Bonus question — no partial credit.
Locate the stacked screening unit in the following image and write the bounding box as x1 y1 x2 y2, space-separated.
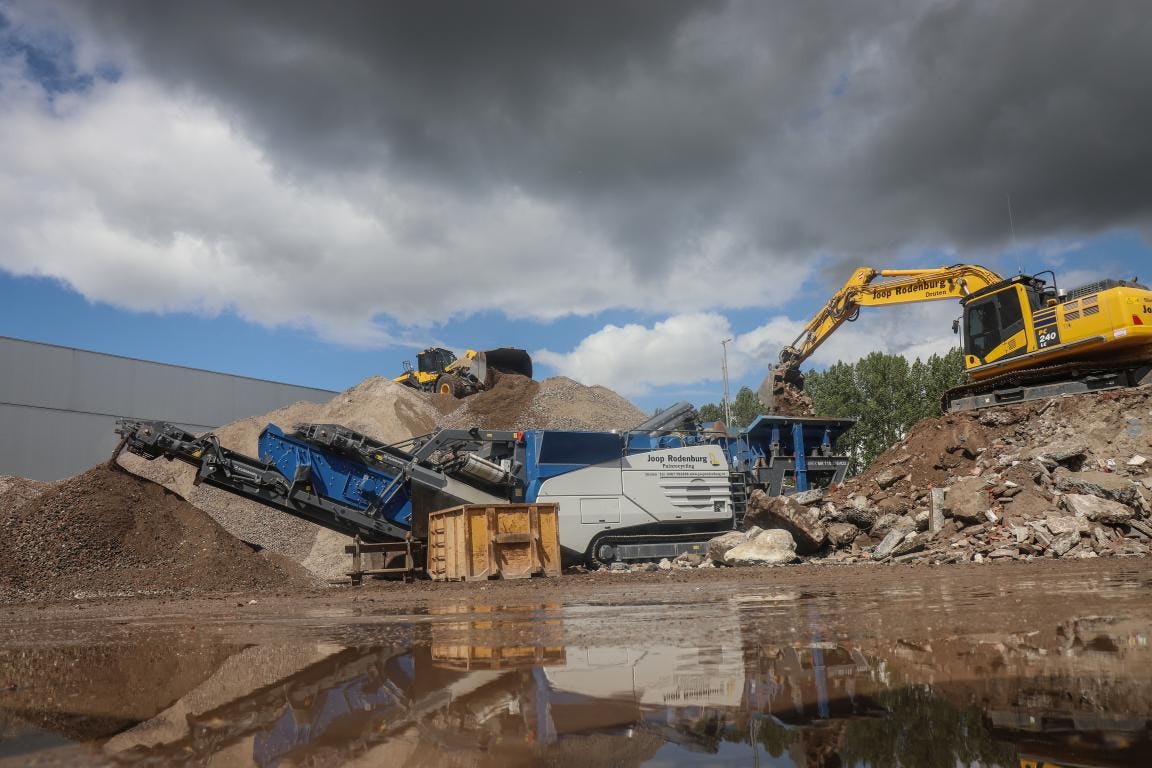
116 404 853 569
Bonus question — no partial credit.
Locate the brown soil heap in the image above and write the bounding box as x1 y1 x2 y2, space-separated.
0 465 316 601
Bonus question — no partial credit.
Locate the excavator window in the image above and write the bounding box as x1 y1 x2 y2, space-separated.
965 287 1026 361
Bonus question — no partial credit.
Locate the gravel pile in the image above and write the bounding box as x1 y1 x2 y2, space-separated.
0 465 317 602
438 374 647 432
524 377 648 431
0 475 50 513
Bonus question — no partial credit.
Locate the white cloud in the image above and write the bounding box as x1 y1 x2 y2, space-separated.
537 301 965 396
0 57 814 345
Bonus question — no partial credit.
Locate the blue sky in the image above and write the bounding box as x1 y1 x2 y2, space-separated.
2 2 1151 412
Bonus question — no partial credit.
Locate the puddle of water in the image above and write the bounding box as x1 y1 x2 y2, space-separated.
1 612 1150 766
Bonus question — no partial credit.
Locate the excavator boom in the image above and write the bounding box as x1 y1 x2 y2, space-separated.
760 265 1002 408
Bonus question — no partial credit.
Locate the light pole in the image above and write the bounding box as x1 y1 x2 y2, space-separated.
721 337 733 426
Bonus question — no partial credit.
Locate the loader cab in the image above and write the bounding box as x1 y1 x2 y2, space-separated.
960 276 1048 366
417 347 457 375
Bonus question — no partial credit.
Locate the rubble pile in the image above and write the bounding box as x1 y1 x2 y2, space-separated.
737 386 1152 567
0 465 317 601
766 379 817 417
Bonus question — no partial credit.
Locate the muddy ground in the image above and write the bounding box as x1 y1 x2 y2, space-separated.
2 559 1152 768
3 559 1151 766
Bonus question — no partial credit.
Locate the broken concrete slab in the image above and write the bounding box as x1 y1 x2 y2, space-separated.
929 488 947 533
724 528 798 566
706 531 746 563
1054 471 1145 507
873 528 907 561
788 488 825 506
827 522 860 548
1044 516 1081 536
1050 531 1081 557
744 491 827 553
1061 493 1135 525
946 477 992 524
873 468 904 490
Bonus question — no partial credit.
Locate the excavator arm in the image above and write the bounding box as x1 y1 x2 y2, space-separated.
761 264 1004 408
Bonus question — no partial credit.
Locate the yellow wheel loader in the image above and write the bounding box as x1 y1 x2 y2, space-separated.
394 347 533 398
761 265 1152 412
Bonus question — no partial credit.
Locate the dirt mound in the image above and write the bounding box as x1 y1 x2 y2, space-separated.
770 385 1152 566
0 465 317 602
0 476 50 513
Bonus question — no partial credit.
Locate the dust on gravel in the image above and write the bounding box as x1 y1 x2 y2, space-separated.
0 464 318 602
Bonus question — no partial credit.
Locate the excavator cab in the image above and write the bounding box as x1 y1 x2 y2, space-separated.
959 276 1048 367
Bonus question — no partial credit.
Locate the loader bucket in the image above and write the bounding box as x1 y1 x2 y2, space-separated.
475 348 533 385
757 364 805 413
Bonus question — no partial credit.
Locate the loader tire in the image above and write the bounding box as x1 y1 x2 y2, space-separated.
437 375 467 398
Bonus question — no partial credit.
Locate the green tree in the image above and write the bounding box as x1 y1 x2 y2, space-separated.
805 348 965 474
731 386 767 428
697 402 724 424
696 386 767 429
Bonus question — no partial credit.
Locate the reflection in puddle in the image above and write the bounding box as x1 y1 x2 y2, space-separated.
1 609 1151 767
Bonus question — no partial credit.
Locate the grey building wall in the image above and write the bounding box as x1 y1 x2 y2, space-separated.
0 336 336 482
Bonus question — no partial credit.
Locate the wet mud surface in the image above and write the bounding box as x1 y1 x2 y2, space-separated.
2 558 1152 766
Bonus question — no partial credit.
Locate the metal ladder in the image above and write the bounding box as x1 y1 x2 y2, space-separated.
729 472 749 527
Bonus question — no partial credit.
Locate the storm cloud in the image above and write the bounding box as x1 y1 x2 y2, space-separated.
3 0 1152 339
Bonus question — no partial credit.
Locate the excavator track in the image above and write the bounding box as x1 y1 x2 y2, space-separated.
944 357 1152 412
588 529 729 568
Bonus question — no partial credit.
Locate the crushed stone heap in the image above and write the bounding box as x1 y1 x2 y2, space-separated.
739 386 1152 566
0 465 317 602
0 475 50 513
442 374 647 431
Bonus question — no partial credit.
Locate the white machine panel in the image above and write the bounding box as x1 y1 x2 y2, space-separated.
536 445 732 557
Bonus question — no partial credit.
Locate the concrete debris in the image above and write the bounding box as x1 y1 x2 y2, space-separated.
827 522 860 547
788 488 825 506
744 490 827 553
724 529 798 566
806 386 1152 567
872 468 904 490
1061 494 1135 525
872 528 907 561
706 531 747 563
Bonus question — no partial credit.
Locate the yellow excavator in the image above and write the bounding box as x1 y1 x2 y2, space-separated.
761 264 1152 412
394 347 533 397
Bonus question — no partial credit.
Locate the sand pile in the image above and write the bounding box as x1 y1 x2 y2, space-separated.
740 385 1152 566
0 465 316 602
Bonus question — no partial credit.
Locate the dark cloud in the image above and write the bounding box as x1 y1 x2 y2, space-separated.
51 0 1152 263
